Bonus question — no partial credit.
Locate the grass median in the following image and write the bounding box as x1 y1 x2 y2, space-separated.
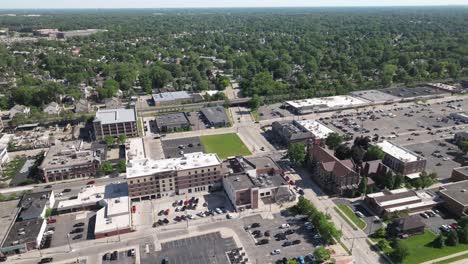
336 204 366 230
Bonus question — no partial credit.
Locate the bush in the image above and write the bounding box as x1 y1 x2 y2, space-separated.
447 231 459 246
433 235 445 248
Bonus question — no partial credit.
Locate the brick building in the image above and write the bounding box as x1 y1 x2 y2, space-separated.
93 107 138 139
376 140 426 178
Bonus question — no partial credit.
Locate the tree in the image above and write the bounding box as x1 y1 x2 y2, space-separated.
287 260 298 264
433 234 445 248
358 177 368 195
250 95 262 111
326 133 343 150
377 239 391 251
364 145 385 161
104 136 114 147
334 144 351 160
393 173 405 189
101 162 113 175
117 135 127 145
447 231 459 246
458 225 468 244
314 246 331 262
457 141 468 154
350 145 365 165
116 160 127 173
390 240 410 263
288 143 306 166
374 227 386 238
384 174 395 190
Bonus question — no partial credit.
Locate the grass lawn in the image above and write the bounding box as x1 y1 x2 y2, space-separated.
336 204 366 230
401 230 468 264
251 110 260 122
435 252 468 264
200 133 251 159
2 157 27 180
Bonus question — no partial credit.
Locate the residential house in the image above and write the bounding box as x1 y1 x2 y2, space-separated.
43 102 61 115
387 215 425 238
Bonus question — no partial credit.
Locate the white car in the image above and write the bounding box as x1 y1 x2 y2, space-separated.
355 211 365 218
55 193 63 197
215 208 222 214
197 212 205 217
280 224 290 229
45 230 54 235
271 249 281 255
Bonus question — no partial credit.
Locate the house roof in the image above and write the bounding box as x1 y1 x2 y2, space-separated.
310 145 356 178
394 215 425 231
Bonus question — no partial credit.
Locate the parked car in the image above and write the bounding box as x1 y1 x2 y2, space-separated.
251 223 261 228
355 211 365 218
282 241 292 247
74 222 85 227
292 239 301 245
271 249 281 255
72 234 82 240
40 258 53 263
257 239 269 245
285 229 295 235
297 256 305 264
280 223 290 229
128 248 136 257
87 180 96 185
420 212 429 219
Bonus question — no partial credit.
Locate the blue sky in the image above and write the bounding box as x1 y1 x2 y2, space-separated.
2 0 467 9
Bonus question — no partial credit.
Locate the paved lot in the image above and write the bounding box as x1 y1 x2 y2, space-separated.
406 140 465 181
143 137 165 160
161 136 204 158
415 212 456 235
102 249 137 264
48 211 95 248
257 103 293 121
240 212 319 263
186 111 209 131
333 199 383 235
141 232 238 264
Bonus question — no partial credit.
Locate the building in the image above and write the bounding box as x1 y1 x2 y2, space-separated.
308 143 361 196
449 112 468 123
104 97 122 109
56 183 131 239
428 83 461 94
32 28 59 37
155 112 190 133
437 180 468 217
74 98 91 113
295 120 335 145
8 105 30 118
38 140 104 183
0 200 21 254
271 121 312 146
43 102 61 115
201 106 230 128
152 91 194 106
365 188 440 216
0 144 9 169
450 166 468 182
223 156 291 211
454 131 468 144
387 215 426 238
93 107 138 139
284 95 369 114
376 140 426 178
126 152 224 201
56 29 107 39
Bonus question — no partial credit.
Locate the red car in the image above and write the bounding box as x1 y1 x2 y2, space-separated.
165 209 170 215
47 218 56 224
289 180 295 185
184 200 190 206
450 223 458 229
87 180 96 185
132 205 136 213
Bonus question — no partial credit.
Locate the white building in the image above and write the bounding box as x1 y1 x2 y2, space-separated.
284 95 369 114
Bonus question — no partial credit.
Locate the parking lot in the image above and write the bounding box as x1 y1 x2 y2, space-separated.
131 191 235 230
46 211 95 248
257 103 293 121
240 212 320 263
102 248 137 264
186 111 210 131
161 136 204 158
141 232 238 264
406 140 465 181
333 199 383 235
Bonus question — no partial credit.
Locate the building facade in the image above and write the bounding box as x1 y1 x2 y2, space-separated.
376 140 426 177
126 152 224 201
437 180 468 217
93 107 138 139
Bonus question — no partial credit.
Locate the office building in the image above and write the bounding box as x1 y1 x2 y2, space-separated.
201 106 230 127
152 91 194 106
93 107 138 139
155 112 190 133
437 180 468 217
376 140 426 178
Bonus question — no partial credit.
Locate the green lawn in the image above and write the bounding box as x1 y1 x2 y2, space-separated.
2 157 27 180
200 133 251 159
401 230 468 264
336 204 366 230
435 252 468 264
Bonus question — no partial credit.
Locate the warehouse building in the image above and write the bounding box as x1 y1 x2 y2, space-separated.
152 91 194 106
155 112 190 133
283 95 369 114
201 106 230 128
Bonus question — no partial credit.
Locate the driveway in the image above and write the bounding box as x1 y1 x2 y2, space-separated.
333 198 383 235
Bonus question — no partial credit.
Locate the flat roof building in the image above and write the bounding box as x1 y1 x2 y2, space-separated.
126 152 224 200
152 91 193 106
201 106 230 128
376 140 426 178
271 121 312 146
38 140 103 183
350 90 401 103
93 107 138 139
284 95 369 114
437 180 468 217
295 120 335 144
155 112 190 133
0 200 21 251
451 166 468 182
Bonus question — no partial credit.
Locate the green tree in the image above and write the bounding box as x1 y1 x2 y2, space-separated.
250 95 263 111
377 239 391 251
433 234 445 248
457 141 468 154
334 144 351 160
325 133 343 150
287 260 298 264
358 176 368 195
458 225 468 244
447 231 459 246
101 162 113 175
393 174 405 189
104 136 114 147
390 240 410 263
314 246 331 262
374 227 386 238
118 135 127 145
364 145 385 161
288 143 306 166
116 160 127 173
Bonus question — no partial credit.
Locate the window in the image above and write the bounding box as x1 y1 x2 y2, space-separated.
214 168 217 171
144 179 146 182
201 170 204 173
130 181 133 184
208 169 210 172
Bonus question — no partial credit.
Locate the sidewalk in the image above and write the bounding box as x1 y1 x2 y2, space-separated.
421 249 468 264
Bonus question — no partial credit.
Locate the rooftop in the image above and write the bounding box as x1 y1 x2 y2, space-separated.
285 95 368 110
126 137 146 161
155 112 190 127
152 91 192 103
438 180 468 205
272 121 312 141
381 86 445 98
350 90 400 102
367 188 439 212
295 120 334 139
39 140 102 171
376 140 421 163
224 173 256 190
18 191 52 221
2 218 44 249
0 200 20 246
126 152 222 179
201 106 229 124
57 183 128 211
94 107 136 125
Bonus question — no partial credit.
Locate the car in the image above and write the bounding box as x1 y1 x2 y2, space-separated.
297 256 305 264
74 222 85 227
47 218 56 224
355 211 365 218
165 209 170 215
163 218 169 224
257 239 269 245
297 189 305 195
252 230 261 235
280 223 290 229
254 233 263 238
45 230 54 235
70 228 84 234
158 210 165 216
161 257 169 264
426 211 435 217
420 212 429 219
271 249 281 255
226 214 233 219
282 241 292 247
110 251 118 261
72 234 82 240
47 227 55 231
450 223 458 229
63 188 71 193
103 253 111 261
292 239 301 245
128 248 136 257
215 208 222 214
251 223 261 228
285 229 295 235
40 258 53 263
305 254 316 262
87 180 96 185
264 230 271 237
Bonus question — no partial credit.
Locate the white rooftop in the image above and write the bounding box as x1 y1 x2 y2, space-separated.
286 95 368 109
126 138 146 161
152 91 192 103
95 108 136 125
94 196 130 235
376 140 419 162
296 120 334 139
126 152 222 179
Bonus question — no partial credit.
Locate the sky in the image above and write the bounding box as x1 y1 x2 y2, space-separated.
1 0 467 9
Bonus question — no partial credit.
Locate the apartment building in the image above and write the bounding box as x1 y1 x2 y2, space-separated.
126 152 224 201
376 140 426 178
38 140 104 183
93 107 138 139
